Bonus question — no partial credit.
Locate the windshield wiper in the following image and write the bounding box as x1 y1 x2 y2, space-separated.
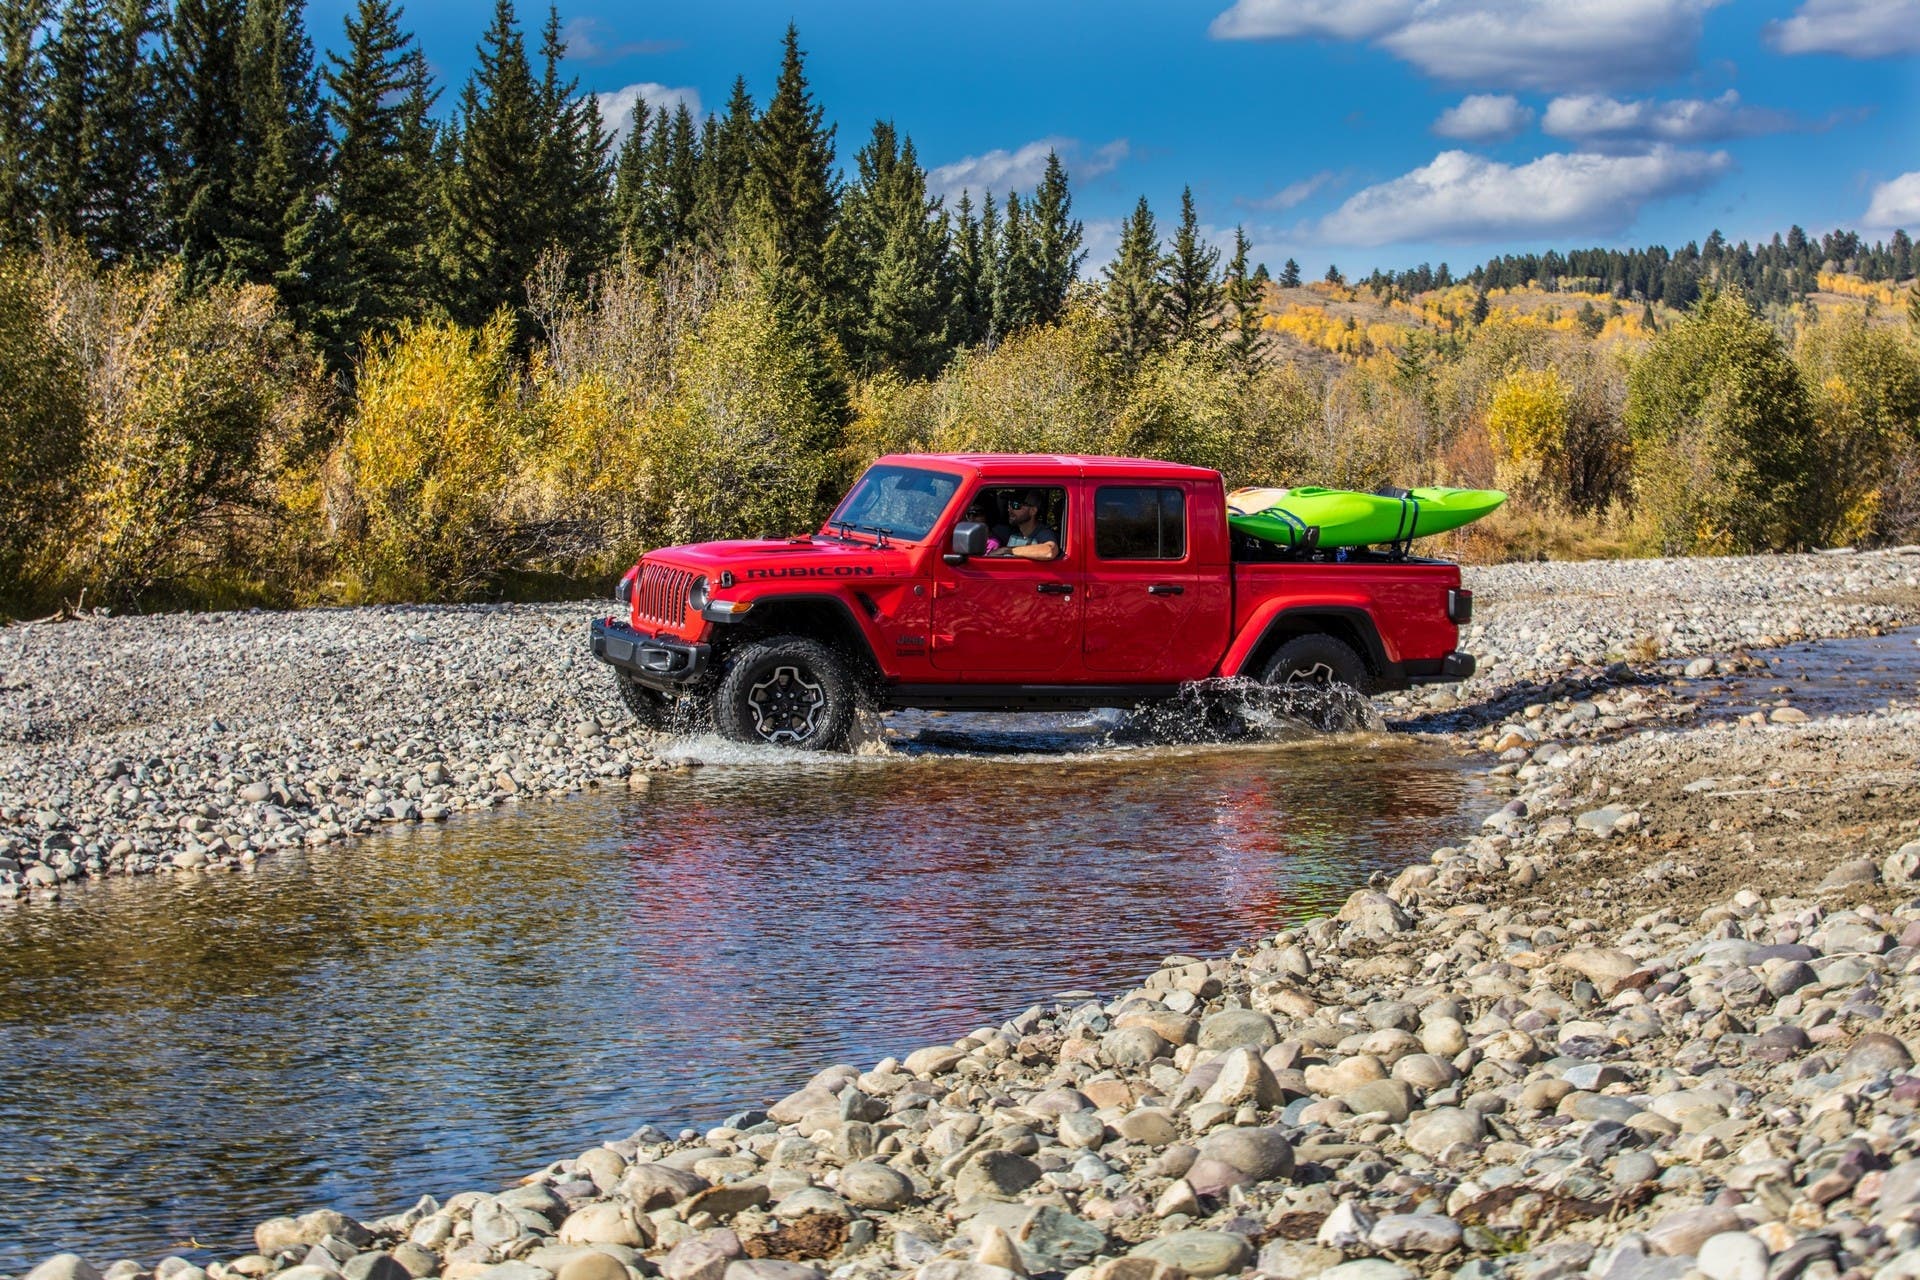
850 522 894 547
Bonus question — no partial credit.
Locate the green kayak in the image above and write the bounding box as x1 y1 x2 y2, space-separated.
1228 485 1506 548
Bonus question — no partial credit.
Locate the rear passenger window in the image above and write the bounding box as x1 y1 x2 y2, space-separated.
1096 486 1186 560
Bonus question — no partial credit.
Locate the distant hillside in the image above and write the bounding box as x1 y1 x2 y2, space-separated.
1256 225 1918 371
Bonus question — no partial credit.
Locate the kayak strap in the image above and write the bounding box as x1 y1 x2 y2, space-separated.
1254 505 1310 548
1389 495 1420 557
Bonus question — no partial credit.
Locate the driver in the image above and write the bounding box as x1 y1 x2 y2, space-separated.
999 489 1060 560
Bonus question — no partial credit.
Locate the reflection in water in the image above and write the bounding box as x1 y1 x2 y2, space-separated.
0 731 1478 1272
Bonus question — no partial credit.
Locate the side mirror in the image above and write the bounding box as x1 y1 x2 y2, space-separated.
945 520 989 564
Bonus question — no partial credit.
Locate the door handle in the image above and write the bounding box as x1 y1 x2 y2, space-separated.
1036 582 1074 595
1147 584 1185 596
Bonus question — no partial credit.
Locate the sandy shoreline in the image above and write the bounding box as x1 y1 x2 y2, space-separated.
8 549 1920 1280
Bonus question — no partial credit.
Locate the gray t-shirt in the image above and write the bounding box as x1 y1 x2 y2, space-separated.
1008 524 1058 549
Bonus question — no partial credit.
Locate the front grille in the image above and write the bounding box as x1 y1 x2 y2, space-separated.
635 562 694 629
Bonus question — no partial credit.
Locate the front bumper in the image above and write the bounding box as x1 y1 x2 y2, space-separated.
590 617 710 691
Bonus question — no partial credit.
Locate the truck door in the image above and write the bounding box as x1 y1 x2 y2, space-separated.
929 482 1083 677
1083 483 1213 678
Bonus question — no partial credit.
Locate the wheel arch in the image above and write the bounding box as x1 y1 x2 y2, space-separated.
1235 606 1396 693
722 592 884 686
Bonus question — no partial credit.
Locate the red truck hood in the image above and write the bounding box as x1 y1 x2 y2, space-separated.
647 536 913 583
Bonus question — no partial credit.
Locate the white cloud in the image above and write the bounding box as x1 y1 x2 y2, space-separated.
562 17 675 65
1209 0 1417 40
594 83 702 147
1244 171 1341 210
1865 171 1920 228
1433 94 1534 141
1768 0 1920 57
1080 218 1125 274
1316 145 1732 245
927 137 1129 202
1541 90 1797 148
1210 0 1722 91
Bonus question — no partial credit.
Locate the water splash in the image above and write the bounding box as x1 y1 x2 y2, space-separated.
1115 677 1385 744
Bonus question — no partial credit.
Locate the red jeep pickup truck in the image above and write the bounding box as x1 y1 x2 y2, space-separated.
590 454 1475 748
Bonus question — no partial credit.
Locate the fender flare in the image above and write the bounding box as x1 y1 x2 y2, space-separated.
1226 604 1399 686
722 591 888 681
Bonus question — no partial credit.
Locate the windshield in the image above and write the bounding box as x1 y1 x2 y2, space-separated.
828 464 963 543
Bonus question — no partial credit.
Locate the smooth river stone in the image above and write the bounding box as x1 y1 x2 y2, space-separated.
1404 1108 1486 1157
1114 1109 1178 1146
841 1161 915 1209
1199 1126 1295 1181
24 1257 104 1280
1129 1230 1253 1278
1201 1046 1284 1108
1197 1009 1278 1051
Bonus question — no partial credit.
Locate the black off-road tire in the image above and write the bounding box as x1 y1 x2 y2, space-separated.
712 635 856 750
617 675 673 731
1260 633 1370 691
1260 634 1373 732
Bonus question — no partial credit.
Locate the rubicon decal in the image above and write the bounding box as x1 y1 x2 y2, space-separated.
743 565 878 580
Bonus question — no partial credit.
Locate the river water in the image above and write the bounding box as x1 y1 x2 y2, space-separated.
0 720 1483 1272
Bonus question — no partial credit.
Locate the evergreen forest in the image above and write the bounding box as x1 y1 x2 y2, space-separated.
1 0 1918 615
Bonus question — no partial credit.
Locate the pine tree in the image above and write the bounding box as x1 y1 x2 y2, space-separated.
534 4 610 289
229 0 335 336
41 0 102 244
90 0 165 259
742 24 836 313
1222 224 1262 376
1163 185 1219 346
948 190 988 348
1324 262 1344 286
689 75 752 255
325 0 437 361
610 98 651 259
831 120 948 377
162 0 246 281
438 0 548 326
975 190 999 342
1028 150 1082 325
0 0 52 250
1103 195 1165 362
1278 257 1300 288
991 189 1041 339
1470 287 1490 325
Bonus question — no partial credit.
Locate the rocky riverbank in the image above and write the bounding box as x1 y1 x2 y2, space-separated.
8 550 1920 1280
4 549 1916 898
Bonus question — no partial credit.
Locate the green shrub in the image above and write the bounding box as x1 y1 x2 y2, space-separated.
1625 291 1815 553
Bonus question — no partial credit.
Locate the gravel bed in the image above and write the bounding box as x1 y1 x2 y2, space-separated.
9 550 1920 1280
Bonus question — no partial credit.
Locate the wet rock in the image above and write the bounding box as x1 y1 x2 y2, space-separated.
25 1256 105 1280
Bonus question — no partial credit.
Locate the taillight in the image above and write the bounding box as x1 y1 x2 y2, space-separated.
1448 588 1473 624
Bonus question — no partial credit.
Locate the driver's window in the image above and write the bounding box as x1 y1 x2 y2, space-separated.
962 486 1067 560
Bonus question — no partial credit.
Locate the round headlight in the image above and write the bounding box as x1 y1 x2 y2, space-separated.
687 575 711 612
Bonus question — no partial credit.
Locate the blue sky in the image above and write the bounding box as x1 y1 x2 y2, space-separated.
307 0 1920 279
